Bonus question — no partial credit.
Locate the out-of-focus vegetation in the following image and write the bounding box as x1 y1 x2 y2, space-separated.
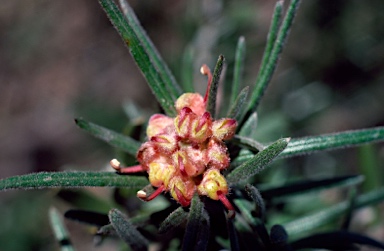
0 0 384 250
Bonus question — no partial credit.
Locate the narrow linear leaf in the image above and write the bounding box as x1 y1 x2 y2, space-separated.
242 0 300 125
109 209 148 251
194 209 210 251
283 187 384 236
49 207 75 251
232 135 265 152
280 126 384 158
182 195 204 251
159 207 188 234
227 138 290 184
238 112 258 138
97 224 116 236
233 198 260 227
358 144 382 192
0 171 148 191
233 126 384 166
181 45 195 93
207 55 225 118
245 184 266 220
227 86 249 120
270 225 289 250
98 0 176 116
341 188 357 230
119 0 182 99
75 118 141 156
245 0 283 114
227 218 240 251
230 36 246 106
260 175 364 201
290 231 384 250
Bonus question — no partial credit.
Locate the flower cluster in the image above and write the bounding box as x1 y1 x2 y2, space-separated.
111 65 237 216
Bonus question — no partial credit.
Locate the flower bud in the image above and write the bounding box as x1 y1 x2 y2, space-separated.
148 160 176 188
190 112 212 143
174 107 196 139
169 176 195 206
212 118 237 140
150 133 178 154
173 146 207 177
175 93 206 116
137 142 158 169
206 138 230 170
197 169 228 200
146 114 174 138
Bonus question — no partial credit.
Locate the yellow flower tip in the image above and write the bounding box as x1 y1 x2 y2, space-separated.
146 114 174 138
110 159 121 170
212 118 238 140
148 161 176 187
197 169 228 200
175 93 205 116
170 177 194 206
190 112 212 143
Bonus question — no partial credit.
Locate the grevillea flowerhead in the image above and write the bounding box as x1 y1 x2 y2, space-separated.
110 64 237 217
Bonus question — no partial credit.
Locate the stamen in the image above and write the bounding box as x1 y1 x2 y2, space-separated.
141 185 165 201
110 159 145 173
218 193 235 218
200 64 213 104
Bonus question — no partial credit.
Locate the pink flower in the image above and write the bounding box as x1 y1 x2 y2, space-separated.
111 64 237 217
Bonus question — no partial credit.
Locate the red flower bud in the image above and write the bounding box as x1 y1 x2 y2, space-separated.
212 118 237 140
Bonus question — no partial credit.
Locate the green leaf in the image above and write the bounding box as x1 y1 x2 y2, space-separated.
245 184 266 220
358 144 382 192
226 138 290 184
158 207 188 234
0 171 148 191
230 36 246 106
233 126 384 165
232 135 265 152
181 45 195 93
97 0 177 116
118 0 182 99
233 198 260 227
290 231 384 250
207 55 225 118
227 86 249 121
260 175 364 201
49 207 75 251
109 208 148 251
238 112 258 138
283 187 384 236
280 126 384 158
227 218 240 251
182 195 206 251
243 0 300 123
75 118 141 156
